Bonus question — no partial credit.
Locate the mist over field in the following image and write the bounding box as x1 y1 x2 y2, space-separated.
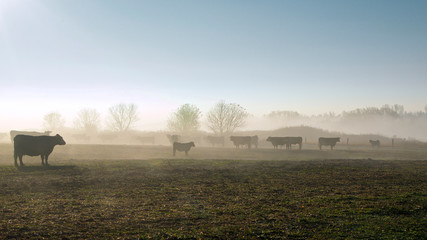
1 1 427 238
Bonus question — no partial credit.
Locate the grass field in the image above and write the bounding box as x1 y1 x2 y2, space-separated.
0 143 426 239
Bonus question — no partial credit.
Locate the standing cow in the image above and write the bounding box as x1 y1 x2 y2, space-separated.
173 142 195 156
267 137 302 150
14 134 66 167
369 140 380 148
318 137 340 150
230 136 252 149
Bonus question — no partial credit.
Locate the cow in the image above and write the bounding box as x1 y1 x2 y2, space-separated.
205 136 225 147
267 137 287 149
267 136 302 150
369 140 380 148
230 136 252 149
13 134 66 167
318 137 340 150
173 141 195 156
10 130 52 142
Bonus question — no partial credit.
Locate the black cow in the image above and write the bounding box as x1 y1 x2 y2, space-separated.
267 136 302 150
14 134 66 167
369 140 380 148
267 137 287 149
230 136 252 149
318 137 340 150
173 141 195 156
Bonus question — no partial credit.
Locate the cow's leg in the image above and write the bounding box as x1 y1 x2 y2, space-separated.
185 150 188 156
14 152 18 167
45 155 49 165
41 155 45 165
299 143 302 150
319 144 322 150
331 145 334 150
19 155 24 166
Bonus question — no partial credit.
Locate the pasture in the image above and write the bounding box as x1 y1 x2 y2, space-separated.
0 143 426 239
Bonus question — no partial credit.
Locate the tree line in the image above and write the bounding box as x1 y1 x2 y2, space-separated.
42 101 249 135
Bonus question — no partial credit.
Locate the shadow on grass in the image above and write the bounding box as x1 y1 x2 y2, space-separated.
17 165 79 172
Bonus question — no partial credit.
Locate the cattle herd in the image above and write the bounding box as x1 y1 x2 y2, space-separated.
9 130 383 166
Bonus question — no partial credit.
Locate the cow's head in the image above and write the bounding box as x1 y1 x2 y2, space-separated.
55 134 66 145
266 137 272 142
190 141 195 147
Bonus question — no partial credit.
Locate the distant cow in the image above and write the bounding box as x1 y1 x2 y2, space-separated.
13 134 66 167
10 130 52 142
267 136 302 150
318 137 340 150
267 137 287 149
369 140 380 148
173 142 195 156
230 136 252 149
205 136 225 147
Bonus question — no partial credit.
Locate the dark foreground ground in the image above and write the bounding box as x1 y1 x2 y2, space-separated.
0 144 426 239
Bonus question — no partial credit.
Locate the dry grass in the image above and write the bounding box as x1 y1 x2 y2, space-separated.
0 143 426 239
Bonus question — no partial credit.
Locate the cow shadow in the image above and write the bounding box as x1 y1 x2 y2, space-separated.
17 165 79 172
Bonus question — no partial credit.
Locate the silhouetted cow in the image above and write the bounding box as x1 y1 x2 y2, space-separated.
267 136 302 150
369 140 380 148
230 136 252 149
10 130 52 142
173 141 195 156
13 134 66 167
318 137 340 150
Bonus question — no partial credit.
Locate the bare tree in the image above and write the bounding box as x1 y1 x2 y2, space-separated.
74 108 101 133
43 112 65 131
206 100 249 135
167 104 202 134
106 103 139 132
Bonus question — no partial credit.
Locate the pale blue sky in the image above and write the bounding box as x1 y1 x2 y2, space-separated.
0 0 426 131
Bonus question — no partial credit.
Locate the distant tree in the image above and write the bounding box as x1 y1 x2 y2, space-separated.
266 110 301 120
43 112 65 131
106 103 139 132
425 105 427 114
167 104 202 134
74 108 101 133
206 100 249 135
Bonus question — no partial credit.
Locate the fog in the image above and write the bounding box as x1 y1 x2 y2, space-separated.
1 103 426 144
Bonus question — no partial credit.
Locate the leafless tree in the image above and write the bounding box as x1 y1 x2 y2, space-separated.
167 104 202 134
206 100 249 135
74 108 101 133
106 103 139 132
43 112 65 131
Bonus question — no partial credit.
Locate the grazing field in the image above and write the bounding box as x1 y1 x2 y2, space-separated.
0 143 426 239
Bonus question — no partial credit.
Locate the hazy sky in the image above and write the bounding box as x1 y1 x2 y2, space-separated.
1 0 426 131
